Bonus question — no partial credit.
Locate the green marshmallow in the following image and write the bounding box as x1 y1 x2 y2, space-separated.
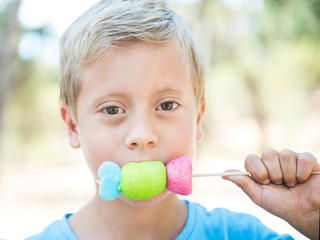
119 161 167 200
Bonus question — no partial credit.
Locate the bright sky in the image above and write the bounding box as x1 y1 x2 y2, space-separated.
18 0 99 35
17 0 99 63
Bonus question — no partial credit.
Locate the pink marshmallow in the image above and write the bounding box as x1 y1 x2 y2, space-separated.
166 156 192 195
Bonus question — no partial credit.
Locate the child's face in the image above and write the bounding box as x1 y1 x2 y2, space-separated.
61 41 205 206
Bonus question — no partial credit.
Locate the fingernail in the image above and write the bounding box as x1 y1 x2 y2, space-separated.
262 179 270 185
287 183 296 187
274 181 283 185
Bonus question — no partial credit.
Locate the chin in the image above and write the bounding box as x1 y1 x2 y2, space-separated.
118 189 173 208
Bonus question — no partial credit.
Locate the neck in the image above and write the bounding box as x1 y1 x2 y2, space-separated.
69 193 188 240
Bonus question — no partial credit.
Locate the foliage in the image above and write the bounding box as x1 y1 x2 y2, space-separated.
177 0 320 154
1 0 320 168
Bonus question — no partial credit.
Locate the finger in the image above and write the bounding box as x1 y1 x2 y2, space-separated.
223 173 262 206
261 149 283 185
279 149 298 187
296 152 319 183
245 154 270 184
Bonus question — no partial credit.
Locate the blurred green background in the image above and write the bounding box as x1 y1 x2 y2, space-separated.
0 0 319 239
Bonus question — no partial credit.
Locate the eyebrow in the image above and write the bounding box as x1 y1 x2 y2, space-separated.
93 91 128 103
97 87 183 100
153 87 184 97
92 87 184 109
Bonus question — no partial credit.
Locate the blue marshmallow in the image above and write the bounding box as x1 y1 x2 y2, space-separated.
98 161 121 201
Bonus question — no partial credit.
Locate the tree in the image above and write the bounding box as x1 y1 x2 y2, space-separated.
0 0 21 134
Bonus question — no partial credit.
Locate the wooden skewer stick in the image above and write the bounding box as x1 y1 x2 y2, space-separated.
192 171 320 178
192 172 250 177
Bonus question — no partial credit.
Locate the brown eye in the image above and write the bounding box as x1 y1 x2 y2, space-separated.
156 101 179 111
161 102 173 110
107 106 119 114
103 106 125 115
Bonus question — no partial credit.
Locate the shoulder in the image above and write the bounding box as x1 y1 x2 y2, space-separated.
176 201 294 240
25 214 78 240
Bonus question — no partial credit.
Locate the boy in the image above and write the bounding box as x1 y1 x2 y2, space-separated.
27 0 320 239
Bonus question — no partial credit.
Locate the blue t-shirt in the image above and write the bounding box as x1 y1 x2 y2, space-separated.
26 201 293 240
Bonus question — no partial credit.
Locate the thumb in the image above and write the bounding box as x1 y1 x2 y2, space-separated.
222 170 262 206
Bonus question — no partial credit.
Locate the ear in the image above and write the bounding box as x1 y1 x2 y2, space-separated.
60 103 81 148
196 101 206 141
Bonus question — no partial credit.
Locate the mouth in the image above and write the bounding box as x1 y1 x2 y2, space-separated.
123 157 177 166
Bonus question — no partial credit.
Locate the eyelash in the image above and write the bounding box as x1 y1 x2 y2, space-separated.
101 105 126 115
156 101 179 111
99 100 180 115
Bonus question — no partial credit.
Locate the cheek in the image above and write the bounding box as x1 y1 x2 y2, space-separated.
161 115 198 159
78 125 122 177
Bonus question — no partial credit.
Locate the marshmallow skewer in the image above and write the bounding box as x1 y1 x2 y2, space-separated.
97 157 320 202
192 171 250 177
96 170 252 183
97 156 192 201
192 171 320 177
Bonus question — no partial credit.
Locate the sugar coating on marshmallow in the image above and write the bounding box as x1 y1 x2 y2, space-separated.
119 161 167 200
166 156 192 195
98 161 121 201
97 157 192 201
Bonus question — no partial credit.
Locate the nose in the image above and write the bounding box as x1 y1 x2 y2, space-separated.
125 115 158 149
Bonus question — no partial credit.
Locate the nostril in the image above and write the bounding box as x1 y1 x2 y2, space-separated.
129 142 139 148
128 140 157 149
126 135 158 149
125 120 158 149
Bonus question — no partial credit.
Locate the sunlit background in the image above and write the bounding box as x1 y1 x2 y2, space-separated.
1 0 320 239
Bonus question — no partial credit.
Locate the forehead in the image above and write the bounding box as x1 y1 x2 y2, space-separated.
85 40 188 72
79 41 192 93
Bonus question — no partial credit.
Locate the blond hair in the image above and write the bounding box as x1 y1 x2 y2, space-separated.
59 0 205 117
